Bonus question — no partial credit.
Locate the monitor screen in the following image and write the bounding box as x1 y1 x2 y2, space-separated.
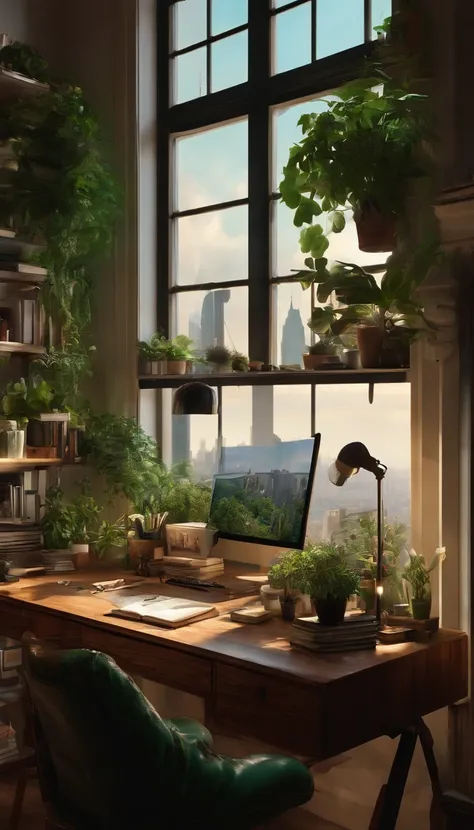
209 435 320 549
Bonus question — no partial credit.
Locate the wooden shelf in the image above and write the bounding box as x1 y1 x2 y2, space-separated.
0 236 45 259
0 67 49 100
0 342 45 356
0 270 45 287
139 367 409 390
0 458 63 472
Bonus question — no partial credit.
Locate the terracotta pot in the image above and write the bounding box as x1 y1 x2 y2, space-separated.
315 596 347 626
72 544 90 570
166 359 186 375
249 361 264 371
357 326 385 368
303 353 340 370
354 204 397 253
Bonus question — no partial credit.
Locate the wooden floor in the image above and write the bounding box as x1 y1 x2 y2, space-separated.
0 774 344 829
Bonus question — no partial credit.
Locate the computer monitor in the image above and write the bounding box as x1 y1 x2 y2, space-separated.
209 434 320 550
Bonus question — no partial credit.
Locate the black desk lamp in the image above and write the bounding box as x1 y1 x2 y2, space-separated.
329 442 387 623
173 382 216 415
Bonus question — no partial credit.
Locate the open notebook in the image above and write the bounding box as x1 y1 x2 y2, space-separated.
106 595 218 629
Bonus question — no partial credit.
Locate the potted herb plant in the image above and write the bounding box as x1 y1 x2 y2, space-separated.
205 345 232 374
294 543 360 626
268 549 303 621
231 351 249 372
403 547 446 620
163 335 194 375
279 75 428 254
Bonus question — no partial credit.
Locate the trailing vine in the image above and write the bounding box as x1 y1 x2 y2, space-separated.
0 42 117 339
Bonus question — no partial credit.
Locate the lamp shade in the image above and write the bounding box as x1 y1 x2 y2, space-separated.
329 442 383 486
172 382 217 415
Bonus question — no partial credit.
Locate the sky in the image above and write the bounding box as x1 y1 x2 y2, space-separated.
147 0 409 501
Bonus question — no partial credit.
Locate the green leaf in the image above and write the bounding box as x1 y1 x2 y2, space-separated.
294 197 323 227
299 225 329 258
304 257 314 270
329 210 346 233
308 306 336 335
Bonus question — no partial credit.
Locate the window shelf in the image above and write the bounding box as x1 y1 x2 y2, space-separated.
139 368 409 389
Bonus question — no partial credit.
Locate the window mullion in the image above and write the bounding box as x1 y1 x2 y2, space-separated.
157 0 171 337
248 0 271 365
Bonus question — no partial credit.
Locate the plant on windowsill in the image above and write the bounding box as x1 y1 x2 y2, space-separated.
279 73 429 255
163 335 195 375
295 241 441 369
205 345 232 374
231 351 249 372
403 547 446 620
138 333 168 376
293 543 360 626
303 305 345 370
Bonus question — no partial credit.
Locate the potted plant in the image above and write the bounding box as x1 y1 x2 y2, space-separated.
2 377 70 457
92 517 127 563
268 549 303 621
205 345 232 374
138 333 167 375
303 306 344 369
40 486 74 551
163 335 194 375
231 351 249 372
403 547 446 620
293 243 441 368
69 481 102 568
279 74 429 254
295 543 360 625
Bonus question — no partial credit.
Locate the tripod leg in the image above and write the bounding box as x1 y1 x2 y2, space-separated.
417 719 443 830
369 728 418 830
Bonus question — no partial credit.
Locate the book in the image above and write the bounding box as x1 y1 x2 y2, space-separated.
230 606 272 624
164 556 223 568
0 261 47 276
106 595 218 629
294 613 376 633
291 613 377 653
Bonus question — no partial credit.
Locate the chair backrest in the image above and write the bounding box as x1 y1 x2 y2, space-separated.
22 641 192 830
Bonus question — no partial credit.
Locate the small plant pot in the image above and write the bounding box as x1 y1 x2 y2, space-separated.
150 360 166 376
411 597 432 620
72 543 90 569
139 360 152 375
280 595 296 622
357 326 385 369
314 596 347 626
209 362 231 374
303 353 340 370
249 361 264 372
354 204 397 253
166 359 187 375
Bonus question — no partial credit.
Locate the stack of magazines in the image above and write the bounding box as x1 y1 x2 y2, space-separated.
290 614 378 654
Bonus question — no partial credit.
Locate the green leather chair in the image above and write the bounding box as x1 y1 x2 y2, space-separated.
23 643 314 830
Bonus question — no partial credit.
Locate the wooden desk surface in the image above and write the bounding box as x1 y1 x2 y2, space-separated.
0 570 468 760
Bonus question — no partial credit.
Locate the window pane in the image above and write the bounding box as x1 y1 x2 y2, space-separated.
273 97 328 190
212 0 248 36
273 200 304 277
173 411 218 478
272 282 311 368
222 387 252 452
273 3 311 75
274 386 312 440
173 286 249 354
371 0 392 32
174 205 248 286
316 0 364 59
314 384 411 534
174 0 207 51
211 31 248 92
173 47 207 105
174 121 248 212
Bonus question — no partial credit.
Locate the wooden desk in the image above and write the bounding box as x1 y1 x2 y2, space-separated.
0 570 467 762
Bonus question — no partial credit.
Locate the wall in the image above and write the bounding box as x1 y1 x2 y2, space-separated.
0 0 28 42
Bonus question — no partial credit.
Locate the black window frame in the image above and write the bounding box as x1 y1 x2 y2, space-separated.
157 0 378 364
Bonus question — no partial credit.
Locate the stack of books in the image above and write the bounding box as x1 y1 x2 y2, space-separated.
0 525 43 568
290 613 378 654
163 555 224 579
42 550 75 575
0 722 19 764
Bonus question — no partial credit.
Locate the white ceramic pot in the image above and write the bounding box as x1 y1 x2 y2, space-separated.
261 584 284 614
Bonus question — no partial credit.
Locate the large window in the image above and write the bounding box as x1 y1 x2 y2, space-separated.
155 0 409 546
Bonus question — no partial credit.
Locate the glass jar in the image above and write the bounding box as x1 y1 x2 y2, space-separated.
0 420 25 459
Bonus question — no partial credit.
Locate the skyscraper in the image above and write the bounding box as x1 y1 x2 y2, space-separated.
280 299 306 367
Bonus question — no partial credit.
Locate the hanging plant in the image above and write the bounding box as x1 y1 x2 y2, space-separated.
279 74 430 255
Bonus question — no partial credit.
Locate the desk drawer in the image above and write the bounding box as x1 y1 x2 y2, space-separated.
81 627 212 698
214 664 322 756
0 602 83 648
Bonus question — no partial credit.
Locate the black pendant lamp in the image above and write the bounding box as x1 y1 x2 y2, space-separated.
172 382 217 415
